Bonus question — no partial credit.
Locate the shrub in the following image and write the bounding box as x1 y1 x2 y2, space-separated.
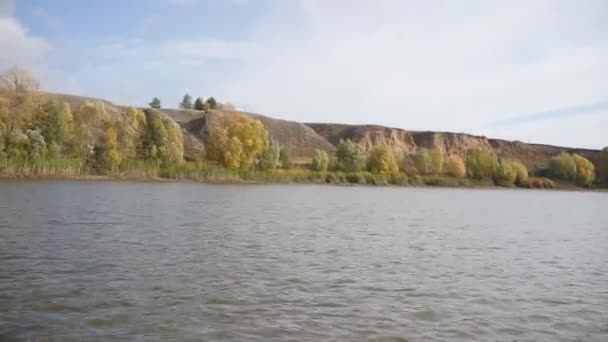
572 153 595 187
414 148 432 175
258 139 280 170
548 152 577 181
512 159 529 185
336 139 366 172
25 128 47 159
429 148 444 175
446 155 466 178
279 148 293 169
466 147 497 179
521 177 555 189
311 149 329 172
494 159 517 187
367 144 399 175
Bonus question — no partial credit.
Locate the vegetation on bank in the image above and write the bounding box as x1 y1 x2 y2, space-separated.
1 66 606 189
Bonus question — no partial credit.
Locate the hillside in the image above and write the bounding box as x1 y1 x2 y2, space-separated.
306 123 600 172
49 93 600 172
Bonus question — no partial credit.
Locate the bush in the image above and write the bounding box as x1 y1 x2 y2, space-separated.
367 144 399 175
279 147 293 169
258 139 280 170
572 153 595 187
512 159 529 185
548 152 577 181
429 148 444 175
312 149 329 172
466 147 497 179
494 159 517 187
25 128 47 159
336 139 366 172
325 172 347 184
445 155 466 178
414 148 431 175
521 177 555 189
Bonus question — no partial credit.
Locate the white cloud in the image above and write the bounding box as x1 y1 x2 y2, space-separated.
0 17 50 68
212 0 608 148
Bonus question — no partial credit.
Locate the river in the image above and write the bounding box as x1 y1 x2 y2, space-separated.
1 180 607 341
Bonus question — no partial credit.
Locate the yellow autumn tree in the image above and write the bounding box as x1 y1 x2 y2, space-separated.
446 155 466 178
572 153 595 187
368 144 399 175
205 114 269 170
97 120 122 172
428 148 444 175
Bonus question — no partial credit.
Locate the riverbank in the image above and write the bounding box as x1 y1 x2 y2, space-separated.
1 164 603 191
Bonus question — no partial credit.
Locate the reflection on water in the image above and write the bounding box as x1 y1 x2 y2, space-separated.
1 181 607 341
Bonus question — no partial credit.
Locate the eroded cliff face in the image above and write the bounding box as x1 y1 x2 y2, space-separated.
306 123 601 172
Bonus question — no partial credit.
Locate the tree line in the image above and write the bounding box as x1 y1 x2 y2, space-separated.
149 94 223 111
1 65 606 187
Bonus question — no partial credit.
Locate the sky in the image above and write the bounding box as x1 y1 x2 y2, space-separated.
1 0 607 149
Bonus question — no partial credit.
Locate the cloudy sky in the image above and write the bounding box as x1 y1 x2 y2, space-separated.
1 0 606 148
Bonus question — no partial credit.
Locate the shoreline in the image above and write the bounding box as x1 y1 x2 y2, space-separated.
1 174 605 193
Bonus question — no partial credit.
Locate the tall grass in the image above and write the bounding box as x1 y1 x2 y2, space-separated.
0 157 83 177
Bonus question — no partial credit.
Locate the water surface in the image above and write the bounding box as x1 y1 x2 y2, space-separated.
1 181 607 341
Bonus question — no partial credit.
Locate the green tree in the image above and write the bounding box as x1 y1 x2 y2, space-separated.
206 97 218 110
548 152 577 181
24 128 46 159
414 148 432 175
336 139 366 172
312 149 329 172
572 153 595 187
279 147 293 169
32 100 73 157
368 144 399 175
149 97 161 109
194 97 205 110
466 147 497 179
446 155 466 178
258 138 280 170
180 93 193 109
494 158 517 187
143 109 183 165
205 114 269 170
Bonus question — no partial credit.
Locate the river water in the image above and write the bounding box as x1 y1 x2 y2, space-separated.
0 180 607 341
